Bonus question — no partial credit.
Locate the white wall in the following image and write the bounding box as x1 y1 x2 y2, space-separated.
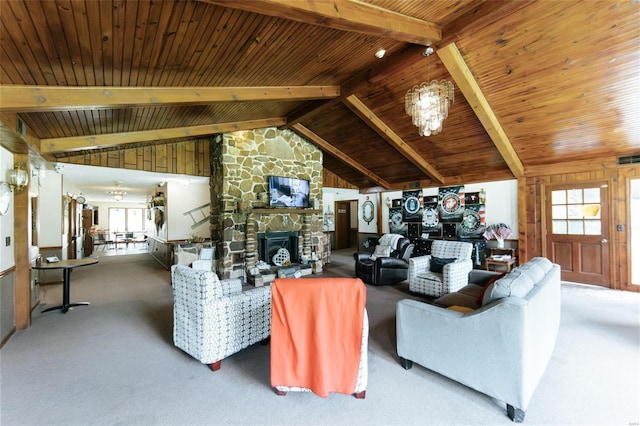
0 147 15 270
166 180 210 241
38 169 63 248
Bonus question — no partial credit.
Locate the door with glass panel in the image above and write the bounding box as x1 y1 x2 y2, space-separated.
546 183 610 287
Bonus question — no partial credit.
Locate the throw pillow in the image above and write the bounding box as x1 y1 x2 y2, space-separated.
476 273 506 305
447 305 474 313
369 244 391 261
429 256 456 273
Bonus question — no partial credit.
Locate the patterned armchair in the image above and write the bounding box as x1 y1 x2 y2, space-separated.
171 265 271 371
408 240 473 297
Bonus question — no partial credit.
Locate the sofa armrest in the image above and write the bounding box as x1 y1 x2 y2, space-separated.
396 298 531 409
354 252 372 262
220 278 242 296
377 257 409 269
441 258 473 293
408 255 431 282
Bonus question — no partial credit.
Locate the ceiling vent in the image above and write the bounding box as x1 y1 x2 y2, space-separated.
618 155 640 165
16 116 26 138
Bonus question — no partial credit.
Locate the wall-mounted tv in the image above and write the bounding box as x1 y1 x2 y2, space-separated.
268 176 310 208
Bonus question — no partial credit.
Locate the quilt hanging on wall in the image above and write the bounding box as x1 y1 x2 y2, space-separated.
438 185 465 222
402 189 423 222
389 206 407 235
459 204 485 238
421 197 441 236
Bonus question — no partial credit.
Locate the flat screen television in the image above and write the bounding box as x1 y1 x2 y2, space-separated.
268 176 311 208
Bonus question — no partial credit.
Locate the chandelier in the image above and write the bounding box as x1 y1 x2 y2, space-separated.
405 46 454 136
108 182 126 202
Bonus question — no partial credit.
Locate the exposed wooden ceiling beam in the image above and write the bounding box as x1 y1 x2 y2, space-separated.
342 94 444 184
39 118 286 154
437 43 524 178
0 85 339 113
201 0 441 45
291 123 391 189
281 44 428 130
437 1 533 48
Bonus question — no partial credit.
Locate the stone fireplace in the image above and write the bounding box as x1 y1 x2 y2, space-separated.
209 128 323 280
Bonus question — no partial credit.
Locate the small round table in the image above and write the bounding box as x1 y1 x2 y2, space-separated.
32 257 99 313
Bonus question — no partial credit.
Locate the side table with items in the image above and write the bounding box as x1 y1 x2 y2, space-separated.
485 248 517 272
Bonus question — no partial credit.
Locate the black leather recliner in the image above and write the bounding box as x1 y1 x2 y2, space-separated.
354 236 414 285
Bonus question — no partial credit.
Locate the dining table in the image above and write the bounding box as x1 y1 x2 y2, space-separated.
32 257 99 313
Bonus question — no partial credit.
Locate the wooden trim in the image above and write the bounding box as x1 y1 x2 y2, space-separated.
0 265 17 278
0 327 16 349
437 43 524 178
342 94 444 184
292 123 391 189
0 85 340 113
40 118 285 154
201 0 442 45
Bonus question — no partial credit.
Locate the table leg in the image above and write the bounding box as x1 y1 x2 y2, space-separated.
41 268 90 314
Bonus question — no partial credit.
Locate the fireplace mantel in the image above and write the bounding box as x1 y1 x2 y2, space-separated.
252 208 321 215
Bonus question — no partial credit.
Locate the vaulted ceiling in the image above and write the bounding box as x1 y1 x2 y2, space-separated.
1 0 638 191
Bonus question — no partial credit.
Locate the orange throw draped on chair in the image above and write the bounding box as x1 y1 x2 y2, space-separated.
270 278 366 397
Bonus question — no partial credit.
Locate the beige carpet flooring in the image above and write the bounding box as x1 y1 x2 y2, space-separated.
1 250 639 425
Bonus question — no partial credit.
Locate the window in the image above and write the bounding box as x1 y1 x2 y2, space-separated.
108 207 146 233
551 187 601 235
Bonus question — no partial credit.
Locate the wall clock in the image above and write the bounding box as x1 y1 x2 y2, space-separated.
0 182 10 216
362 200 374 224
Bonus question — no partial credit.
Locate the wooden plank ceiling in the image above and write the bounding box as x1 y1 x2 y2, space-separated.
1 0 638 190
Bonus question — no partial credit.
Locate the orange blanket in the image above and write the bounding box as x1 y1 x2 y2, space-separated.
270 277 366 397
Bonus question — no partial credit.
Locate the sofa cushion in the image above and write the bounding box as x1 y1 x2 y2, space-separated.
435 284 483 309
482 270 535 306
476 273 506 304
515 263 546 283
528 257 554 274
370 244 391 260
430 256 456 273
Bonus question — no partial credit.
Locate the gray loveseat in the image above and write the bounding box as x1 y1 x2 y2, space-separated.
396 257 561 422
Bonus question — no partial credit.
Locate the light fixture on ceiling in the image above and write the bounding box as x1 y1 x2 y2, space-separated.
375 48 386 59
7 163 29 192
108 182 126 202
405 46 455 137
76 193 86 204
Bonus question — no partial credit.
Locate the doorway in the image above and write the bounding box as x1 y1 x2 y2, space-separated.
545 183 610 287
334 201 357 250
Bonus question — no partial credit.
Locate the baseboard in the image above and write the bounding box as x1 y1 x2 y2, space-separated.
0 326 16 349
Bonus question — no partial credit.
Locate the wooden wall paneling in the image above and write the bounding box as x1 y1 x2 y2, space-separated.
124 149 137 169
144 146 152 171
13 153 31 329
616 165 639 292
176 143 185 175
107 151 119 168
156 144 167 172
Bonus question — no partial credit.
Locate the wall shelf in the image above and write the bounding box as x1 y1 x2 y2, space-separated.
252 208 321 215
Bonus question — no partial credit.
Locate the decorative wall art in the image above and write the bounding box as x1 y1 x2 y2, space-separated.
407 223 420 238
402 189 423 222
438 185 465 222
443 223 457 239
421 200 441 236
459 204 486 238
465 192 480 205
389 207 407 235
361 198 375 224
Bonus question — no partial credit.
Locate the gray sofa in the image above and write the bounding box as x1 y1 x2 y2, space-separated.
396 257 561 422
